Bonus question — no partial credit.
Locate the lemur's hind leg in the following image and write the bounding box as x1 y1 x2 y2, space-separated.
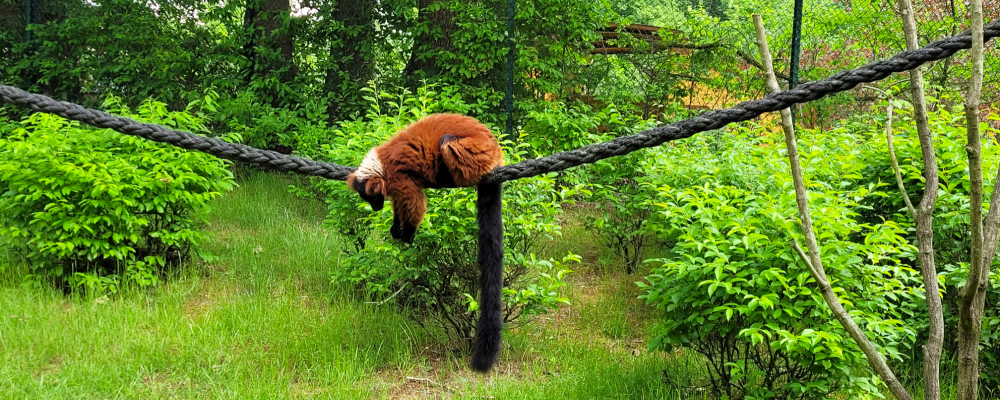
387 177 427 244
440 135 504 187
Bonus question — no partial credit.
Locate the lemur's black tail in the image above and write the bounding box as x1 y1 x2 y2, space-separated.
471 181 503 372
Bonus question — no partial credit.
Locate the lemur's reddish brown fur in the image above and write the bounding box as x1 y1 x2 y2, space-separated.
347 113 506 372
346 113 503 243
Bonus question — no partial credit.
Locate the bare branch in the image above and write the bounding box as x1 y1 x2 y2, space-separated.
789 239 822 280
897 0 946 396
733 47 793 82
957 0 988 397
862 86 917 218
365 283 408 306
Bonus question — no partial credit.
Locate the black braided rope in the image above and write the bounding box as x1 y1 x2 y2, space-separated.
482 19 1000 184
0 85 357 180
1 19 998 184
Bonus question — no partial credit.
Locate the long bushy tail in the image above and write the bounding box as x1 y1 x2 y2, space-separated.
471 181 503 372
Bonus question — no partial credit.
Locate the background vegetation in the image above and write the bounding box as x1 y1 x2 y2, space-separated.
1 0 999 398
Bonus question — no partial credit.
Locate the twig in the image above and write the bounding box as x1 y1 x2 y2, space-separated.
365 283 408 306
789 239 822 281
405 376 456 392
861 86 916 218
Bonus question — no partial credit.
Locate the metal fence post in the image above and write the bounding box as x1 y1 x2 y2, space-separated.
504 0 516 142
790 0 804 122
25 0 33 43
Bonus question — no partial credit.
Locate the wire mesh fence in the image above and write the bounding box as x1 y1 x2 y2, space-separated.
713 0 1000 126
585 0 998 131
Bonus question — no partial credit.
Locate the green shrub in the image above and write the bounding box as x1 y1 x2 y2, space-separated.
521 101 664 273
335 172 580 344
853 101 1000 388
640 181 919 400
0 97 235 292
582 151 659 274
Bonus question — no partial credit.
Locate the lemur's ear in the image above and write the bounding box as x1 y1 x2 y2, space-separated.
366 176 386 197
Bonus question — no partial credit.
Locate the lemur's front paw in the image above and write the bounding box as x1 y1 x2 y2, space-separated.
390 218 402 240
398 223 417 244
389 218 416 244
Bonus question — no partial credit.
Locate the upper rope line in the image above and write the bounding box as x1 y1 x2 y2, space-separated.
481 19 1000 184
0 86 356 180
1 19 998 183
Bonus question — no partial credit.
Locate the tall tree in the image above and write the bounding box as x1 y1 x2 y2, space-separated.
323 0 375 123
897 0 944 397
403 0 457 87
956 1 999 399
244 0 296 105
1 0 82 102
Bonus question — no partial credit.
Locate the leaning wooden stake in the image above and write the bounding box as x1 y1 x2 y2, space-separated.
752 15 913 400
896 0 945 397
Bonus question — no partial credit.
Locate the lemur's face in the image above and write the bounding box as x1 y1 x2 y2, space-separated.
349 174 385 211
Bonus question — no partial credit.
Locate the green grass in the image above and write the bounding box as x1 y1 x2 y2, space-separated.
0 173 421 399
0 171 705 399
5 170 984 399
5 170 986 399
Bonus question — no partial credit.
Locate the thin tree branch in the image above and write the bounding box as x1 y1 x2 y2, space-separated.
863 86 917 218
956 0 987 398
897 0 945 396
733 47 793 82
365 283 408 305
753 15 913 400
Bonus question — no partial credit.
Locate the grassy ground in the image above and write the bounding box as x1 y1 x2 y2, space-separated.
0 172 703 399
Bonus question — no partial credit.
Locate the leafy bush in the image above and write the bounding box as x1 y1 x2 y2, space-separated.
0 97 234 292
522 101 664 273
582 151 659 274
641 181 919 400
335 173 579 344
632 107 1000 396
293 85 580 345
853 101 1000 387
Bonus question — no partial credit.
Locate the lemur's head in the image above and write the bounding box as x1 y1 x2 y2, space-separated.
347 149 386 211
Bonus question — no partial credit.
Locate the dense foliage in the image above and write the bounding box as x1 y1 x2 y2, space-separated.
0 97 234 291
625 104 1000 397
1 0 998 397
7 0 992 137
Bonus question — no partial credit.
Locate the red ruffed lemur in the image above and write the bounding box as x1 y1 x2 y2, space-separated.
346 113 505 372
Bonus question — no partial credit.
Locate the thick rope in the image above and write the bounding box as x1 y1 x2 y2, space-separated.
1 20 998 183
0 86 356 180
482 20 1000 183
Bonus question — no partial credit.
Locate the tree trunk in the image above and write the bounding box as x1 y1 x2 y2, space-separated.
896 1 945 398
245 0 296 103
7 0 82 102
956 0 987 398
323 0 375 123
242 1 259 84
403 0 456 88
